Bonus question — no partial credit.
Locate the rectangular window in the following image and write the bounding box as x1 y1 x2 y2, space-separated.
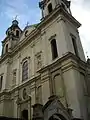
51 39 58 60
0 75 3 91
71 35 78 57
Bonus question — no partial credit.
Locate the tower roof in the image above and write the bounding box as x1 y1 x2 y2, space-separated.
6 20 21 36
12 20 19 26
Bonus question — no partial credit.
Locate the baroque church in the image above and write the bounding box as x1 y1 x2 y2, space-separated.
0 0 90 120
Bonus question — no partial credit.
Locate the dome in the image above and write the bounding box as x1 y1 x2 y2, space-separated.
12 20 19 26
6 20 20 36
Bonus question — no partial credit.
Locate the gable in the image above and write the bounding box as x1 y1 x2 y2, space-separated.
43 96 71 120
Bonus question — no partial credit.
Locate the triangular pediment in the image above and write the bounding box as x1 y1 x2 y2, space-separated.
43 96 71 120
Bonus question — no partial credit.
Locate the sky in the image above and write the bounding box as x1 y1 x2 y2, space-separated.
0 0 90 59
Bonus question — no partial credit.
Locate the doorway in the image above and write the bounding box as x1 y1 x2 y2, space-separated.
21 109 28 120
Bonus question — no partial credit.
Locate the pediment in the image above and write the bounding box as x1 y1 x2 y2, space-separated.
43 96 71 120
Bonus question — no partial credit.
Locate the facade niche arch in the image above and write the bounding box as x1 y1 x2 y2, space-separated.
53 73 64 97
49 113 67 120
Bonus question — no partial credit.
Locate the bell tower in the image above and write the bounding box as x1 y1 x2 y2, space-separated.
38 0 87 118
39 0 71 18
2 20 22 56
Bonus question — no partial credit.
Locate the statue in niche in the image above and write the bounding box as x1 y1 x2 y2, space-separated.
23 88 28 100
16 97 22 104
36 54 42 70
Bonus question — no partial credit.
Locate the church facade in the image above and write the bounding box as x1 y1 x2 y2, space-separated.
0 0 90 120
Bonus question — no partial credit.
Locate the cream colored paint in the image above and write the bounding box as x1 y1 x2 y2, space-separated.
42 80 50 104
0 1 88 120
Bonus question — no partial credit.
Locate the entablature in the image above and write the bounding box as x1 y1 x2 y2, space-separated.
38 52 86 74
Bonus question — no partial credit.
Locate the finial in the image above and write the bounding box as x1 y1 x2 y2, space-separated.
15 15 18 20
12 15 18 21
12 16 19 26
26 22 29 27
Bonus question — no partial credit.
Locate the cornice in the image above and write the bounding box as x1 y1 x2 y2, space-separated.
10 74 40 94
38 52 86 73
0 90 11 101
61 7 81 28
38 5 81 29
0 53 11 64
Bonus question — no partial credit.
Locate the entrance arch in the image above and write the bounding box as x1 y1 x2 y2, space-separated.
21 109 28 120
49 114 67 120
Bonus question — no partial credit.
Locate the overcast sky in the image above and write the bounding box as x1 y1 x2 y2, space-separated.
0 0 90 59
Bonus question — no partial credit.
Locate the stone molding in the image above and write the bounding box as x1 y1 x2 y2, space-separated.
38 52 86 74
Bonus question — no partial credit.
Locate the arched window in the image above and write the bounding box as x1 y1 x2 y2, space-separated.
16 30 19 37
0 75 3 91
6 44 8 53
22 61 28 81
48 3 53 13
51 39 58 60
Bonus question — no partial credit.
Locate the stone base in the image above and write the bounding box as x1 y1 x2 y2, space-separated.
72 118 84 120
0 116 22 120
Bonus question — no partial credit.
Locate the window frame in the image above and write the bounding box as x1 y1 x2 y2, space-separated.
51 39 58 60
6 44 8 53
0 74 3 91
16 30 19 37
49 34 58 60
21 57 30 82
48 3 53 13
22 60 28 81
70 34 79 57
